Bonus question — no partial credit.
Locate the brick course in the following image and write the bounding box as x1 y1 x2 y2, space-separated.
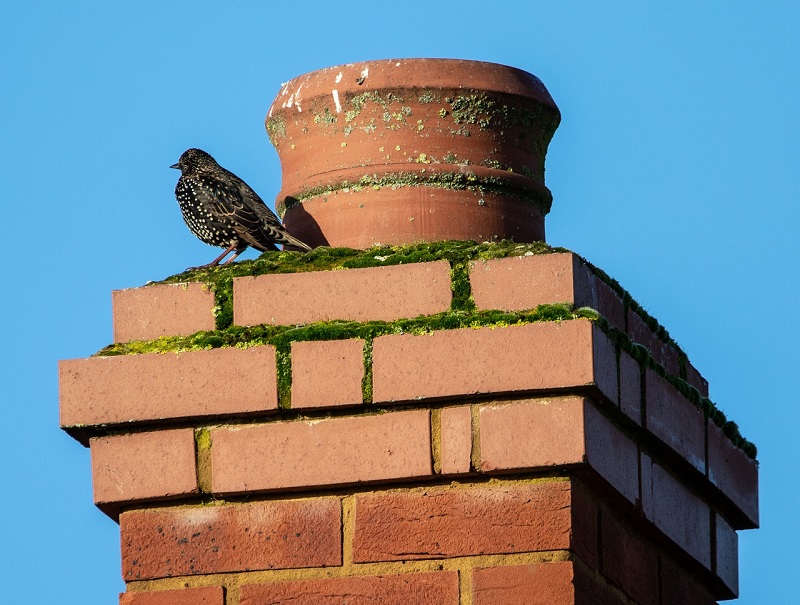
210 410 432 494
119 586 224 605
472 561 577 605
112 282 216 343
120 498 341 580
641 454 711 569
233 261 452 326
645 368 706 473
469 253 626 333
479 398 639 504
707 420 759 527
59 345 277 428
91 429 198 506
240 571 459 605
372 320 617 404
353 482 572 562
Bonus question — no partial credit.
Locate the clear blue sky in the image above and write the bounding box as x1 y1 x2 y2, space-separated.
1 2 796 602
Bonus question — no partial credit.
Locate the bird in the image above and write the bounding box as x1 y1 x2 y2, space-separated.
170 148 312 269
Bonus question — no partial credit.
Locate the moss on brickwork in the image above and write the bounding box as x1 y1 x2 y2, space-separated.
107 239 754 459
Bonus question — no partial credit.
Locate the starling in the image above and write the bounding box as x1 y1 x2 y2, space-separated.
171 148 311 269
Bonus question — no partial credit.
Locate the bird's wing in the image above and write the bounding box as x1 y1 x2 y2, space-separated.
226 171 313 252
188 174 279 251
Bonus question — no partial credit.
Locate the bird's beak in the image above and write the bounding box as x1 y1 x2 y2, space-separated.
170 162 179 169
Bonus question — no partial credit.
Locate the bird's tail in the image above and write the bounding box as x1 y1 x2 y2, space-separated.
278 229 313 252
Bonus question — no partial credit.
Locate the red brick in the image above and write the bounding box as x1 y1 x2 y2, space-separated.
660 556 717 605
469 254 625 333
112 282 216 343
59 346 277 428
570 483 599 570
353 482 572 562
233 261 452 326
479 398 638 504
91 429 197 506
627 309 680 376
645 369 705 472
470 253 578 311
684 360 709 398
372 320 617 405
440 406 472 474
641 454 711 569
241 571 459 605
584 272 626 334
600 512 658 605
707 420 759 527
715 513 739 597
291 339 364 408
120 498 341 580
618 350 641 424
472 561 576 605
119 586 224 605
583 403 639 504
480 398 585 471
211 410 431 494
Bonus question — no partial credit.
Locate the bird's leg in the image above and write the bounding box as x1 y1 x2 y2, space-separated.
223 251 242 264
186 242 238 271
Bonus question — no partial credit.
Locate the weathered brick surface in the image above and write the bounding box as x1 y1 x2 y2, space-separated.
240 571 459 605
59 345 277 428
112 282 216 343
353 482 572 562
479 398 638 504
91 429 198 505
618 350 642 424
472 561 576 605
120 498 341 580
600 512 658 605
685 360 709 397
119 586 224 605
585 272 626 334
583 403 639 504
372 320 617 404
480 397 586 471
641 454 711 569
291 339 365 408
707 420 759 527
233 261 452 326
469 253 625 333
627 309 680 377
439 406 472 474
715 513 739 597
570 483 599 569
645 369 706 472
470 253 579 311
660 557 717 605
211 410 432 494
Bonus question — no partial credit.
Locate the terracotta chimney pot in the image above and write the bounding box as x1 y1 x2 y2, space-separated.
266 58 560 248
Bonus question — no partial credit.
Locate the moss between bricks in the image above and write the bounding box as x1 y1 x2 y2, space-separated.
104 240 755 459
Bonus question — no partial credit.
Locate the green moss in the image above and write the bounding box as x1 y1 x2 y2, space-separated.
276 343 292 409
289 170 552 213
362 337 374 404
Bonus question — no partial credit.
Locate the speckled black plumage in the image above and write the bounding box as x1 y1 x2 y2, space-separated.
171 148 311 269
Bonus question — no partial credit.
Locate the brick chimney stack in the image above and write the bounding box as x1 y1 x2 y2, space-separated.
59 60 757 605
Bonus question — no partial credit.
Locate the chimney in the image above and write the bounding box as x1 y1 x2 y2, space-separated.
59 59 757 605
